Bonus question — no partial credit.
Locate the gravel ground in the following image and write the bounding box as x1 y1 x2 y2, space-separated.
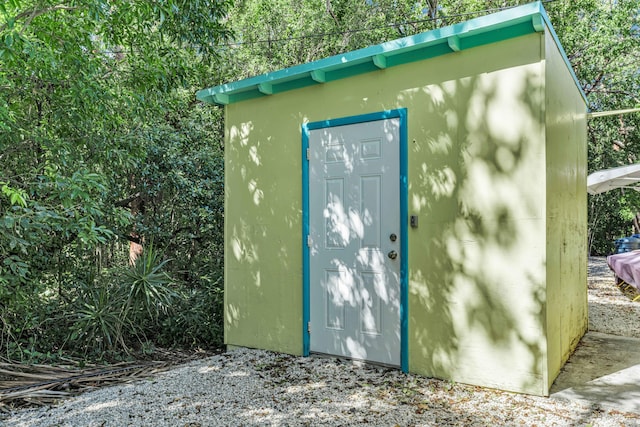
4 257 640 427
588 256 640 339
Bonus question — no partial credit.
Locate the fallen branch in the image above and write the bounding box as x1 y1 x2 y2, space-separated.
0 361 168 410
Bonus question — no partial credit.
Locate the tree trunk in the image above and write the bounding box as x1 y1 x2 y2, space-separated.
128 196 144 265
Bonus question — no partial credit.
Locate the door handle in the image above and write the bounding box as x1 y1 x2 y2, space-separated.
387 250 398 260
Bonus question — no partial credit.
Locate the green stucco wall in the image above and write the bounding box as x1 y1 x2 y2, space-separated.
543 29 589 389
405 34 548 396
223 102 304 355
223 31 586 395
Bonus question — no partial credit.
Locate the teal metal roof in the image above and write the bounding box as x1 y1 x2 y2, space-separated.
197 2 584 106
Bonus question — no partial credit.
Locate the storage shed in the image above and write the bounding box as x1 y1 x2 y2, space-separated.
197 1 587 396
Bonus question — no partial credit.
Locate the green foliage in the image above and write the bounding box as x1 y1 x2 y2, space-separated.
158 276 224 348
0 182 28 208
0 0 229 361
545 0 640 253
588 191 640 255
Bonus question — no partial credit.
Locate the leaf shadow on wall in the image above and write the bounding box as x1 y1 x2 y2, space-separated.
225 117 304 354
399 63 552 394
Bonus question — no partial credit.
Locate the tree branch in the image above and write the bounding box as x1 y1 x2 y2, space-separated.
121 234 142 245
325 0 340 27
0 4 79 33
114 193 141 208
588 88 640 103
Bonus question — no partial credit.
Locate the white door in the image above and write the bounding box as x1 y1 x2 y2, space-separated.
308 118 401 366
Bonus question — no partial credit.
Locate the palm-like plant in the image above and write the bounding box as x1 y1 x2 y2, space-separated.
72 283 130 354
121 242 178 322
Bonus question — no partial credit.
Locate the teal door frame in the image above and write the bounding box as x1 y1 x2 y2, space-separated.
301 108 408 372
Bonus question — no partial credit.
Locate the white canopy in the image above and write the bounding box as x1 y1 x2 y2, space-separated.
587 164 640 195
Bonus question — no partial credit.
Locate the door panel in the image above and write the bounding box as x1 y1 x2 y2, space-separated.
308 118 400 366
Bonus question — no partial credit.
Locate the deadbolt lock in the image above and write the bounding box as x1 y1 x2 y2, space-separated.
389 233 397 242
387 250 398 260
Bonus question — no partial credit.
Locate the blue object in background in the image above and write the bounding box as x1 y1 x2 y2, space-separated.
614 236 640 253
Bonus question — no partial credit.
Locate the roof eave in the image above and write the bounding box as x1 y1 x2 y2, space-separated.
198 2 585 106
